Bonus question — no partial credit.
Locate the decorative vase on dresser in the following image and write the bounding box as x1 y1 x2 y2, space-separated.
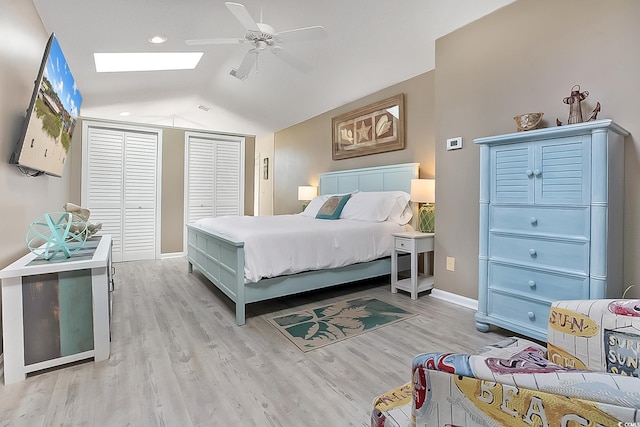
474 119 629 342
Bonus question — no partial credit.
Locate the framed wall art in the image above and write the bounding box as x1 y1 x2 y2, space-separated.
332 93 405 160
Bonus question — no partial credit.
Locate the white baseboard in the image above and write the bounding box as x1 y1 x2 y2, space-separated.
430 288 478 311
160 252 185 259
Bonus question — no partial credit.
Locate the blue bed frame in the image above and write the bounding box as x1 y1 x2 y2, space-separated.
186 162 419 325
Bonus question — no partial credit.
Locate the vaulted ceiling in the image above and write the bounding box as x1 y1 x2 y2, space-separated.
33 0 515 136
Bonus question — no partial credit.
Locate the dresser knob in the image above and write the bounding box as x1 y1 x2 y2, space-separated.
533 169 541 176
526 169 533 177
528 280 536 289
530 217 537 225
529 248 537 256
528 311 535 320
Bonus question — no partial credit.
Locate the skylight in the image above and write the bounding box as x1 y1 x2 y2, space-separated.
94 52 203 72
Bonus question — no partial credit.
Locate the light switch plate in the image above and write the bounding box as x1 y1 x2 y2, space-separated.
446 137 463 150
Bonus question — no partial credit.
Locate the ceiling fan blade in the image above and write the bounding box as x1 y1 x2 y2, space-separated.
225 2 260 32
185 37 245 46
270 46 311 73
277 26 327 43
230 50 257 80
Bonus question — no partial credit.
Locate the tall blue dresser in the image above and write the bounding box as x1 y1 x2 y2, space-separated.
474 120 628 341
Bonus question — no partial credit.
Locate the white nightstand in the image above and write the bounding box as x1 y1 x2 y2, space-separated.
391 231 434 300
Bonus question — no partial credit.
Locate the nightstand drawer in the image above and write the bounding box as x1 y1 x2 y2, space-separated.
487 291 549 334
490 206 589 238
395 236 434 253
488 262 588 300
395 237 413 252
490 234 589 274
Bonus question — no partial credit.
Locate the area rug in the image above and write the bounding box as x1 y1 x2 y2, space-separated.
268 297 416 352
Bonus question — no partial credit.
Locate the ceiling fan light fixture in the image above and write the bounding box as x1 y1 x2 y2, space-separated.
188 2 326 81
229 69 247 80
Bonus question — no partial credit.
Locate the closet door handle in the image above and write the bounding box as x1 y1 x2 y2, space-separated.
526 169 533 177
533 169 541 176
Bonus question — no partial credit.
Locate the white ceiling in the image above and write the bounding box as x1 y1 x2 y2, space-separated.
32 0 514 136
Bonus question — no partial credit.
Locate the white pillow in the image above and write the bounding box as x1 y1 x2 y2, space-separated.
340 191 412 224
300 194 330 217
387 195 414 225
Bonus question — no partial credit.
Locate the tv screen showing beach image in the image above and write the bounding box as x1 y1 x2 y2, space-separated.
16 34 82 177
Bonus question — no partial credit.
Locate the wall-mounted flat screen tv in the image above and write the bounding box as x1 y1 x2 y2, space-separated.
10 33 82 177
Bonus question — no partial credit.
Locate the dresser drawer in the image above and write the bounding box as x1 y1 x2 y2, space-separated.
488 262 588 300
490 206 589 238
490 234 589 274
487 291 550 334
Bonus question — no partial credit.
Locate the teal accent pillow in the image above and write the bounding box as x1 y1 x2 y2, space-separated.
315 194 351 220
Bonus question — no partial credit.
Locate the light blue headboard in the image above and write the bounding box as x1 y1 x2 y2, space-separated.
318 163 419 195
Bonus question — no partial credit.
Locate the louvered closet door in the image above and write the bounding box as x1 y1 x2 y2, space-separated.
85 127 125 261
213 141 242 216
84 124 159 263
122 132 158 261
186 134 243 225
186 137 215 223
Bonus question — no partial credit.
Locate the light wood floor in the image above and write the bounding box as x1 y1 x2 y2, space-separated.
0 257 513 427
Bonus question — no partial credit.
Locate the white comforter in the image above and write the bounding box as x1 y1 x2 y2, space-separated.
195 214 411 283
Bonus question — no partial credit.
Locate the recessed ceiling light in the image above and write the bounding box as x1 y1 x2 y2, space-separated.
148 35 168 44
94 52 204 72
119 111 131 116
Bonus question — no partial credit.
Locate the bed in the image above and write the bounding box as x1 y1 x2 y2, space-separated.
186 162 419 325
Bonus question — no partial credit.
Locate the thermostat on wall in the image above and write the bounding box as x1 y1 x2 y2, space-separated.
446 137 463 150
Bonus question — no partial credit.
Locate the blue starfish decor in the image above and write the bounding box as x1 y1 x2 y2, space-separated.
26 212 88 260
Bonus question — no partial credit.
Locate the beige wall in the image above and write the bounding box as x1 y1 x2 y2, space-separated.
435 0 640 299
160 128 186 253
72 123 256 254
274 72 435 214
256 134 274 215
0 0 75 268
0 0 75 353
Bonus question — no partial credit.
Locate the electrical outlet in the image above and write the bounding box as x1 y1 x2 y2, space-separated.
446 256 455 271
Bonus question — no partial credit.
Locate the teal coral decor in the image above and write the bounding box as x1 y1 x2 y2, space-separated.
268 297 416 352
26 212 88 260
418 204 435 233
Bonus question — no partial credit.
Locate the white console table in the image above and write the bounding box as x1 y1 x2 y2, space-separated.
0 234 113 384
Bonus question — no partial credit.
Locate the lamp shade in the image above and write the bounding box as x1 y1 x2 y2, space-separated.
410 179 435 203
298 185 317 201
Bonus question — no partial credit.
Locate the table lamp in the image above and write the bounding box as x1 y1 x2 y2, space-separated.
298 185 317 210
410 178 435 233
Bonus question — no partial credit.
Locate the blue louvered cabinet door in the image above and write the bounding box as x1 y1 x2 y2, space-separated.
490 144 533 204
534 136 590 205
490 136 590 205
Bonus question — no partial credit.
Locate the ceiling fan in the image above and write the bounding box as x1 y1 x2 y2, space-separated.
185 2 327 80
